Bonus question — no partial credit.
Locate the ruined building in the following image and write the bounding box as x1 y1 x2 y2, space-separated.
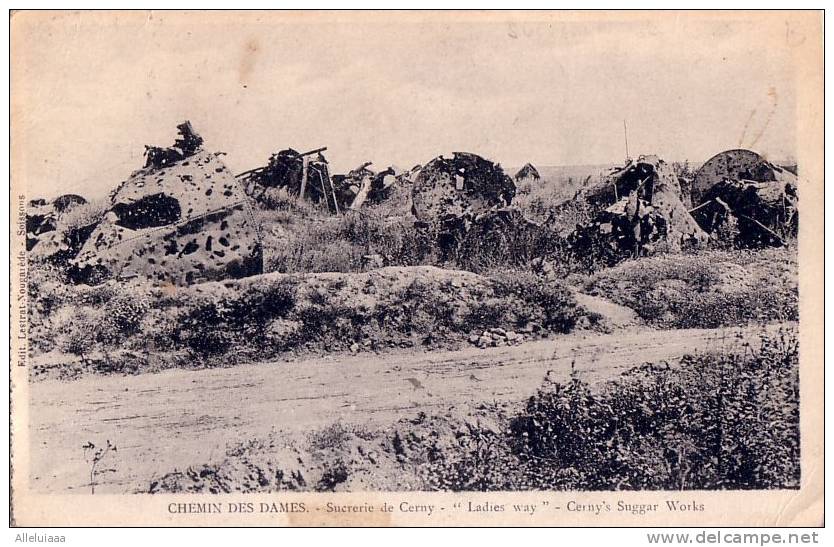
239 147 340 213
568 155 708 260
689 149 798 247
70 122 262 285
514 163 541 183
410 152 519 260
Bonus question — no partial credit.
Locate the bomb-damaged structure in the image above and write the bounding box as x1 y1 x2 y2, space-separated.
69 122 263 286
410 152 531 260
514 163 541 183
332 162 413 212
567 155 708 263
239 147 341 213
688 149 798 248
26 194 93 264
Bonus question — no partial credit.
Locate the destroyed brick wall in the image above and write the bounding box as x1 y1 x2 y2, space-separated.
70 127 262 286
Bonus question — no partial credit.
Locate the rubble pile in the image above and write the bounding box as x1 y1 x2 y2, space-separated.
26 194 93 263
239 147 340 213
332 163 413 212
568 155 708 258
688 150 798 247
70 122 262 285
468 327 527 349
143 121 204 169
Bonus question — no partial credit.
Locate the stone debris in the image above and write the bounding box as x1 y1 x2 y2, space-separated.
332 162 376 210
469 327 525 349
143 121 204 169
70 122 262 285
330 163 415 213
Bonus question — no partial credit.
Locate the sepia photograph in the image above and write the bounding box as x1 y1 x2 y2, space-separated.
9 9 823 527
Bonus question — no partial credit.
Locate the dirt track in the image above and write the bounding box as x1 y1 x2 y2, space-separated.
28 324 781 494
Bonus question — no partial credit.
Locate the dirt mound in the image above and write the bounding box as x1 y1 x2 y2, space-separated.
147 411 498 494
572 291 642 330
30 265 584 378
582 248 797 328
70 124 262 285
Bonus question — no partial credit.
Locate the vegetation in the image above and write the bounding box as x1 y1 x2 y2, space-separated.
417 329 799 491
30 265 584 377
582 247 798 328
148 329 800 493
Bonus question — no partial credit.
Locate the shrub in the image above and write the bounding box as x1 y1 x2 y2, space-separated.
172 278 297 358
55 306 101 364
418 329 799 491
511 329 799 490
96 293 150 345
583 249 798 328
488 270 579 333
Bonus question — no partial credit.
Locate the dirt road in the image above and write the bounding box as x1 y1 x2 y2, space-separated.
28 324 780 494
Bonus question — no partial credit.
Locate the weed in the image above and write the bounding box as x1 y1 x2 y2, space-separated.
82 439 117 494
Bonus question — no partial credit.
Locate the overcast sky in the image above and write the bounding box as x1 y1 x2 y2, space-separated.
13 11 801 200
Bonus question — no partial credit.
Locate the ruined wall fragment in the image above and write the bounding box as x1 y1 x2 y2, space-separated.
690 149 799 247
71 148 262 286
573 155 707 254
411 152 515 221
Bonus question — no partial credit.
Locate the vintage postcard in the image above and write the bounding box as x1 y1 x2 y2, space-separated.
9 10 823 527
